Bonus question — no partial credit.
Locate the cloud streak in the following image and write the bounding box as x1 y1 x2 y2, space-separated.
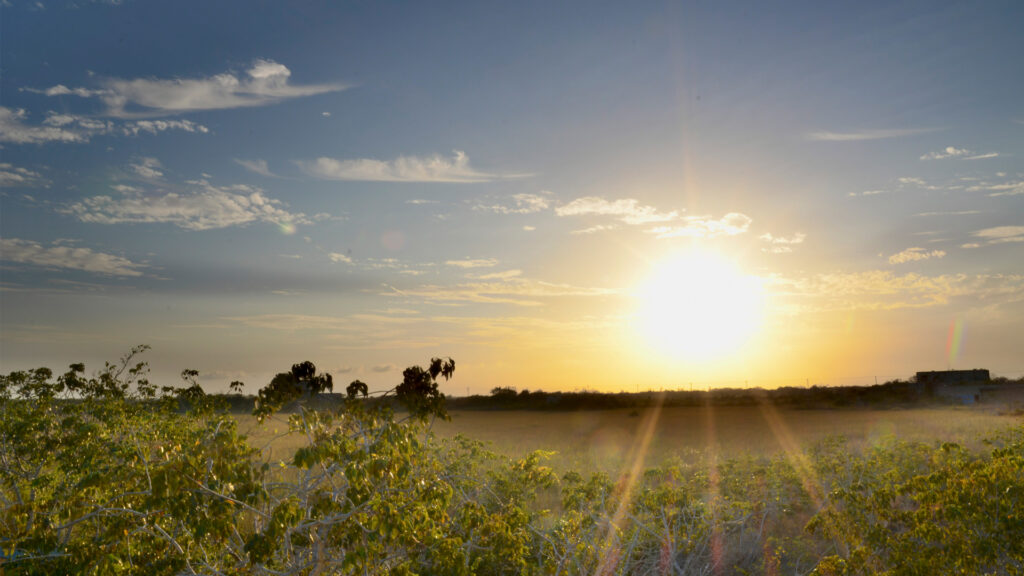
1 238 145 276
62 179 308 231
806 127 939 141
555 197 678 225
34 60 346 118
298 150 523 183
888 247 946 264
647 213 752 239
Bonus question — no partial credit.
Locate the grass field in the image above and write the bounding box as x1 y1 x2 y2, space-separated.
238 404 1023 473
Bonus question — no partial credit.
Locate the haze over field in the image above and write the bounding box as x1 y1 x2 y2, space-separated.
1 1 1022 392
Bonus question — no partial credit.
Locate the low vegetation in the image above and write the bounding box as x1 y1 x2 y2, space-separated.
2 348 1023 574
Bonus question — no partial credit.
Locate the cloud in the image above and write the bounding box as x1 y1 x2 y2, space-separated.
0 107 87 144
36 60 346 118
445 258 498 268
298 150 523 183
405 199 439 205
570 224 618 235
647 213 752 239
920 146 999 160
973 226 1024 244
328 252 353 264
555 197 678 225
0 106 208 144
888 247 946 264
1 238 144 276
914 210 982 217
385 277 615 307
121 119 209 136
760 232 806 253
522 225 536 232
968 180 1024 197
0 163 48 188
234 158 276 178
775 270 1024 312
130 157 163 179
805 128 939 141
371 364 393 373
62 179 308 231
848 189 886 197
475 192 550 214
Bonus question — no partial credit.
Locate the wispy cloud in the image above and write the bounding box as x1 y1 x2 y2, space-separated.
384 277 615 307
0 107 88 144
62 177 308 231
973 226 1024 244
967 179 1024 197
0 106 208 144
32 60 346 118
775 271 1024 312
1 238 145 276
0 163 48 188
647 213 752 239
806 127 939 141
920 146 999 160
234 158 276 178
759 232 806 253
445 258 498 269
888 247 946 264
570 224 618 235
914 210 982 217
474 192 550 214
298 150 524 183
328 252 353 264
130 157 164 179
555 197 678 225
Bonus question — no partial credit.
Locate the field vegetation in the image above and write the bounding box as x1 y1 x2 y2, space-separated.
3 348 1023 575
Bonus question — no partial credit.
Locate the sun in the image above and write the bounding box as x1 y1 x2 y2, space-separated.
633 250 764 362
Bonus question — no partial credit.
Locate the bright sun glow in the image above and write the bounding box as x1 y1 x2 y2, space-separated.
634 251 764 361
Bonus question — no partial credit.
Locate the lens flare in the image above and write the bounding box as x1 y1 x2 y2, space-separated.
946 317 965 367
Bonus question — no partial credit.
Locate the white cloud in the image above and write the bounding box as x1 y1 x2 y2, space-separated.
0 163 48 188
38 60 346 118
0 107 87 144
920 146 971 160
570 224 618 235
130 157 163 179
470 270 522 280
62 179 308 231
328 252 353 264
555 197 678 225
1 238 144 276
920 146 1000 161
0 106 208 144
973 226 1024 244
122 119 209 136
968 180 1024 197
776 271 1024 312
647 213 752 239
522 225 536 232
385 277 615 307
760 232 806 253
406 199 439 205
475 192 550 214
806 128 939 141
848 189 886 197
888 247 946 264
914 210 982 217
446 258 498 269
298 150 522 183
234 158 276 178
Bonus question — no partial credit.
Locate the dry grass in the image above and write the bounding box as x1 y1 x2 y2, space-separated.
236 405 1022 474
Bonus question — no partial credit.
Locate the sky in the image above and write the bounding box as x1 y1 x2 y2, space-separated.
1 0 1022 395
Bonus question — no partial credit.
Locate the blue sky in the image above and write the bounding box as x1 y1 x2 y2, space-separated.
2 0 1022 393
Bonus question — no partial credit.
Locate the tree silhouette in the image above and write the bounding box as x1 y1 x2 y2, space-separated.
254 361 334 422
346 379 368 399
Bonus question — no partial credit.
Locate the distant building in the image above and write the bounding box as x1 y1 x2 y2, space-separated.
914 369 991 404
